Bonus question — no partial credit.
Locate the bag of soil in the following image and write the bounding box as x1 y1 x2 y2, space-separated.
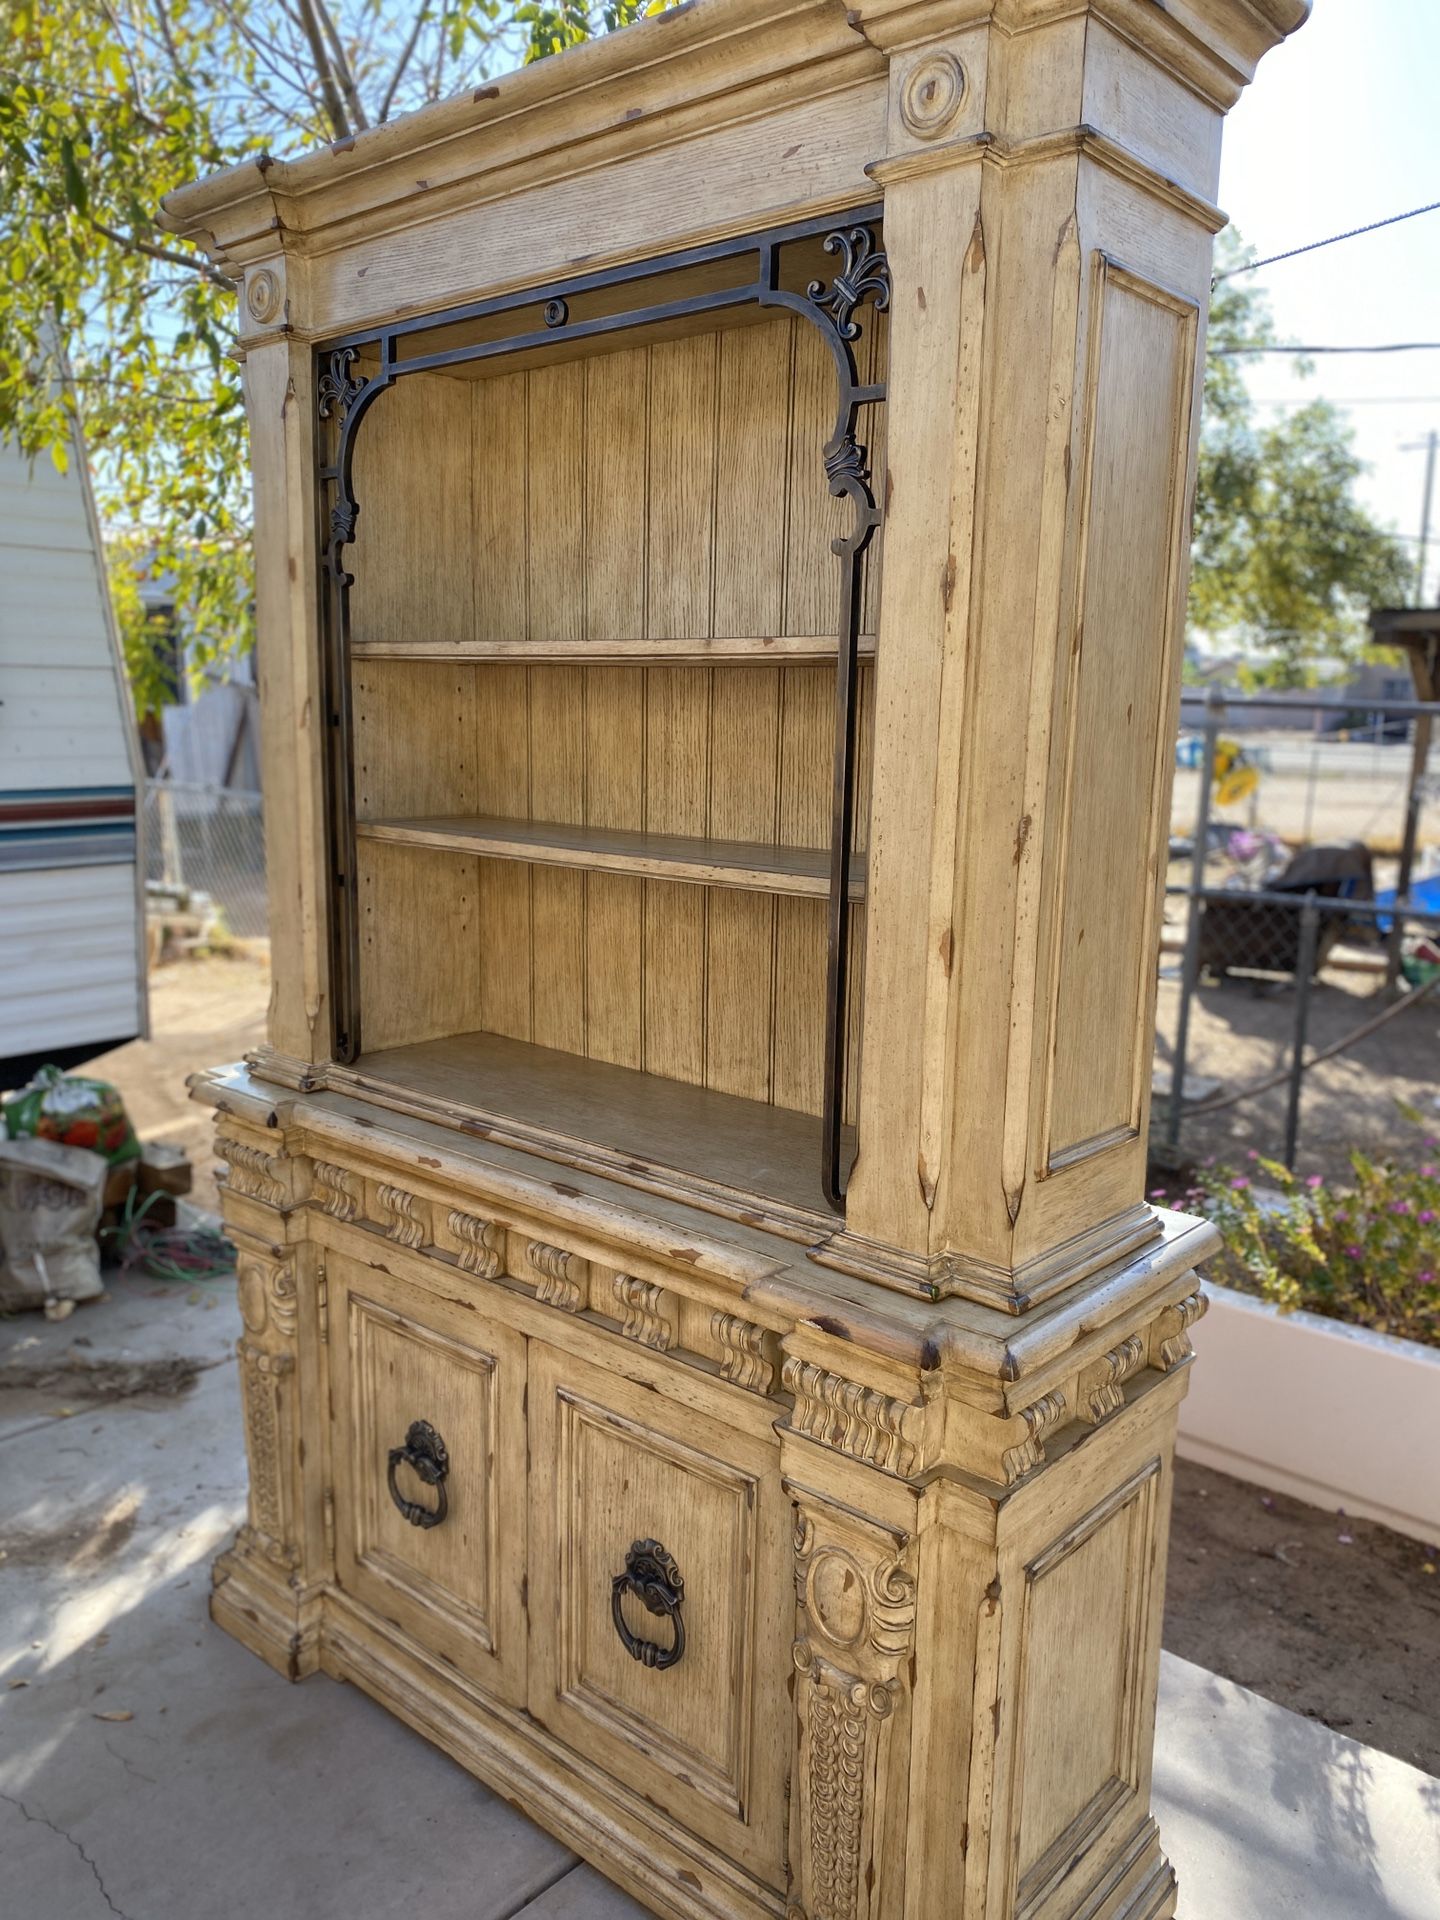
0 1138 108 1317
2 1065 139 1165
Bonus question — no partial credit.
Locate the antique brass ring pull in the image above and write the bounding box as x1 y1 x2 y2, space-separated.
387 1420 449 1529
611 1539 685 1670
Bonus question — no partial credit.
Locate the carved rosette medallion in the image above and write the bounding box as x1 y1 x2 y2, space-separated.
899 49 966 139
789 1502 917 1920
245 265 283 324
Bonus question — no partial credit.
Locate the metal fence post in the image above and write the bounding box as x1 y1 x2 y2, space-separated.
1166 686 1224 1152
1284 892 1321 1171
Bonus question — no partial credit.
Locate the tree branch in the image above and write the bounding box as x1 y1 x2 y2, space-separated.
290 0 352 140
309 0 370 131
95 0 168 132
87 216 235 291
378 5 428 125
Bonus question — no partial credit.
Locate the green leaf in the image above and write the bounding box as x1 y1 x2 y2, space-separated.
58 132 88 215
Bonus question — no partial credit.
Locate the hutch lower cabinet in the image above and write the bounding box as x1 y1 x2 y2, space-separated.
166 3 1307 1915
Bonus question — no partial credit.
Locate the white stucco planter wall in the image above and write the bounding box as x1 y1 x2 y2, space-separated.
1177 1281 1440 1545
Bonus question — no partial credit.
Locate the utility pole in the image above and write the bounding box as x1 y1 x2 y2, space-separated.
1402 430 1438 604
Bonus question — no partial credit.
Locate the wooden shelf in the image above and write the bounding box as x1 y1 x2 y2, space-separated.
340 1028 849 1227
349 634 876 665
357 814 867 901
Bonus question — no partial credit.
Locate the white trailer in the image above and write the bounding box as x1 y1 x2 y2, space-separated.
0 426 147 1083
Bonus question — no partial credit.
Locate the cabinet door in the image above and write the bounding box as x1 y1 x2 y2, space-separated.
329 1254 526 1705
528 1342 792 1888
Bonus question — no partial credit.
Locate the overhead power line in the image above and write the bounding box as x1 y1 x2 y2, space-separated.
1250 395 1440 406
1211 342 1440 357
1214 199 1440 282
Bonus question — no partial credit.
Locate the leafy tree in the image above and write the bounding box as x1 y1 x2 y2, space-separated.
0 0 675 721
1189 231 1411 687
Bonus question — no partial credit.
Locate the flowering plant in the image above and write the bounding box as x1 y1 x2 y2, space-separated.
1191 1132 1440 1350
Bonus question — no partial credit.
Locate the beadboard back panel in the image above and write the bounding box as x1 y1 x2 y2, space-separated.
345 314 880 1118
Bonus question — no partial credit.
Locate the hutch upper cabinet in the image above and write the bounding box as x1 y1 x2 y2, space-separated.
166 3 1308 1916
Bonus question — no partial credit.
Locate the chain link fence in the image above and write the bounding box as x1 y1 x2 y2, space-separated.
143 781 268 940
1154 693 1440 1180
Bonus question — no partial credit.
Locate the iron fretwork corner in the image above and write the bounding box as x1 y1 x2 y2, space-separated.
312 212 890 1209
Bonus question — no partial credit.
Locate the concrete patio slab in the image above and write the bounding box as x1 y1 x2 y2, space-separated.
1 1270 1435 1920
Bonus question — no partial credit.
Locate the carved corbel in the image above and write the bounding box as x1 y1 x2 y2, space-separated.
449 1207 504 1278
712 1311 778 1394
788 1496 917 1920
1078 1335 1145 1424
377 1182 427 1249
312 1158 362 1222
529 1241 585 1312
999 1389 1067 1484
782 1357 932 1478
216 1132 291 1209
1155 1288 1208 1371
613 1274 673 1350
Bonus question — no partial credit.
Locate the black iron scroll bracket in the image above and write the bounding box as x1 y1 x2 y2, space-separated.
313 209 889 1212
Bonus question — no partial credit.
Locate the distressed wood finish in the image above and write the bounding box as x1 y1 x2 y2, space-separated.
172 2 1307 1916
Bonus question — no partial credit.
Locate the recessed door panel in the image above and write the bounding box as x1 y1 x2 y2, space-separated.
329 1253 526 1704
528 1342 791 1887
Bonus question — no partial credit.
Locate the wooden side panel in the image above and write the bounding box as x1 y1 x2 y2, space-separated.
584 666 645 1069
353 660 477 821
1046 272 1195 1164
713 319 791 638
1007 1466 1160 1915
354 660 482 1050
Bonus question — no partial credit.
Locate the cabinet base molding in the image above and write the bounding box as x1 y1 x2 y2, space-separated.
211 1541 323 1684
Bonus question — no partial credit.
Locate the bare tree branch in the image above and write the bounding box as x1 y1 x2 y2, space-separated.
378 3 429 124
290 0 353 139
310 0 371 130
87 216 236 292
426 0 452 102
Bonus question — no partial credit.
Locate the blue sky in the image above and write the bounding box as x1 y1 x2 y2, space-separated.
1218 0 1440 594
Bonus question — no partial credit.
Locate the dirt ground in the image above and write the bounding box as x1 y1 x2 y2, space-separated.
71 955 1439 1781
1154 954 1440 1184
1165 1458 1440 1777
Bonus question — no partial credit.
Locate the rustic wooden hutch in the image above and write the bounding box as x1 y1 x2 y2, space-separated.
166 3 1306 1914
